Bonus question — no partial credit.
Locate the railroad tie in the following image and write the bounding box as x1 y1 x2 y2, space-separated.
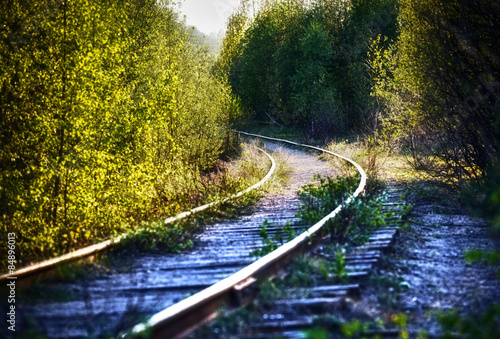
244 183 406 337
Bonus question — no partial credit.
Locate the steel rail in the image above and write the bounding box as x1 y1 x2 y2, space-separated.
163 146 275 225
128 132 367 339
0 146 276 282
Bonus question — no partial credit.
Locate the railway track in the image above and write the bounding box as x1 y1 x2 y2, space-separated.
12 134 355 338
188 183 406 338
6 133 412 339
0 144 276 284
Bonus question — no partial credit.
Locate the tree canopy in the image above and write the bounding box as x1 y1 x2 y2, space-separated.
218 0 499 225
0 0 239 268
218 0 398 138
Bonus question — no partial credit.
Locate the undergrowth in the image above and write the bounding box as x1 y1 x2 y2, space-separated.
297 174 394 245
118 141 290 254
249 220 296 257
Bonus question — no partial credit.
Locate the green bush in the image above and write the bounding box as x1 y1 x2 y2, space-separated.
297 175 394 244
297 175 358 224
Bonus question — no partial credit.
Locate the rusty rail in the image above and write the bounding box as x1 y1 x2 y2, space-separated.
127 132 367 339
0 146 276 282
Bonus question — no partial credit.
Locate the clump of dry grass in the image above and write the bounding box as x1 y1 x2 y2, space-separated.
227 141 271 185
227 140 292 193
320 137 398 195
322 137 438 193
323 138 386 177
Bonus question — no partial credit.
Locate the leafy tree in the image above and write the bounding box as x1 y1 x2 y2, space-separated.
0 0 237 270
373 0 499 180
218 0 398 138
290 20 333 135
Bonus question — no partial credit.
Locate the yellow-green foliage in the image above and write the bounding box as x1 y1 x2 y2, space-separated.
371 0 499 180
218 0 398 139
0 1 238 270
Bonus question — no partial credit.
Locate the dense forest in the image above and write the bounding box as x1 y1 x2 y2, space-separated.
217 0 399 138
217 0 499 227
0 0 240 268
1 0 499 269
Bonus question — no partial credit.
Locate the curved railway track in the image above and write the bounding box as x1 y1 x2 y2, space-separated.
0 145 275 284
12 133 374 338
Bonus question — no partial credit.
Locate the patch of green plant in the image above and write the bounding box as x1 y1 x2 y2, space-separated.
391 313 409 339
189 299 267 339
287 255 319 287
378 293 400 310
119 193 264 254
368 272 408 310
437 303 500 339
465 249 500 265
337 313 412 339
297 175 359 225
301 327 330 339
341 319 371 338
119 219 196 254
298 175 397 245
401 204 413 219
13 258 115 304
250 220 297 257
108 145 275 255
406 179 459 207
329 195 393 245
52 260 96 282
250 220 278 257
257 278 282 300
14 282 77 304
370 273 406 291
310 314 344 332
331 247 348 283
464 249 500 278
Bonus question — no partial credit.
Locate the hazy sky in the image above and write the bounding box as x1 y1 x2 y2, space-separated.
178 0 241 36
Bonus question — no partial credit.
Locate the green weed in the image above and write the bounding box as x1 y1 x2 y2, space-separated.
297 175 396 245
297 175 358 225
250 220 297 257
437 304 500 339
332 248 348 283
